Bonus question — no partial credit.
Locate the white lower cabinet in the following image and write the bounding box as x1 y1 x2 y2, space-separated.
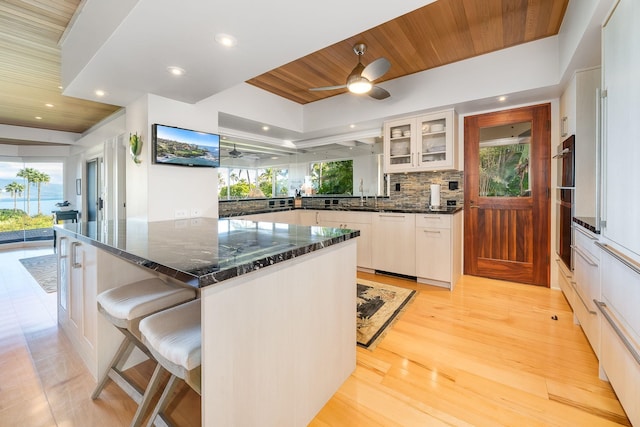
598 243 640 427
316 211 373 270
57 234 157 379
372 213 416 276
58 235 98 372
571 226 601 357
415 212 462 289
556 257 575 311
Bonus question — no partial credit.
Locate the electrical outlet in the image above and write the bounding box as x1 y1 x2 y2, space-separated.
191 208 202 217
174 209 188 219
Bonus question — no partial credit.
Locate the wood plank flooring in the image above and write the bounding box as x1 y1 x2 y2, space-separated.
0 247 630 426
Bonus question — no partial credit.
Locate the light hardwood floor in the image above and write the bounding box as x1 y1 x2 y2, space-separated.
0 247 630 426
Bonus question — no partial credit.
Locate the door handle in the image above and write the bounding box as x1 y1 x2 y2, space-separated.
469 201 479 209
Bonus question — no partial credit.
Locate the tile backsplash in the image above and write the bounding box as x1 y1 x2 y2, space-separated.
387 170 464 209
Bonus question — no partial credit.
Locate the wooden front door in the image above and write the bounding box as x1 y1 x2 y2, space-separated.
464 104 550 286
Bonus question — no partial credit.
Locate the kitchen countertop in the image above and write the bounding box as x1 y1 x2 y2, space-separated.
220 205 463 218
54 218 359 288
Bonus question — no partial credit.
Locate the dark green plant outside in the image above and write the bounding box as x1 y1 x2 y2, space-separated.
311 160 353 195
479 144 530 197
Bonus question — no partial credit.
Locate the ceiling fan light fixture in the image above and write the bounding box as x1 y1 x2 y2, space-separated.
347 76 372 94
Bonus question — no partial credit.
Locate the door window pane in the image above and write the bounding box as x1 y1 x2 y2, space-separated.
478 123 531 197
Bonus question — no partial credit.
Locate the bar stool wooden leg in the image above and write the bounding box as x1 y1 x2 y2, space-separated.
130 363 167 427
91 337 138 401
144 373 180 427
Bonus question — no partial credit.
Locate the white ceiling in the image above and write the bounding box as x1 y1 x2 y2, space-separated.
61 0 433 107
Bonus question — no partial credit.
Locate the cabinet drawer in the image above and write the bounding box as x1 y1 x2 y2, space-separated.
599 304 640 427
600 247 640 346
571 277 600 356
574 225 600 261
556 258 574 309
415 214 451 229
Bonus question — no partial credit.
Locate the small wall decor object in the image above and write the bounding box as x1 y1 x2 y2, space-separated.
129 132 142 164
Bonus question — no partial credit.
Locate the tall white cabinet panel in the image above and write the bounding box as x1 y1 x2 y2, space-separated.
559 68 601 219
602 0 640 257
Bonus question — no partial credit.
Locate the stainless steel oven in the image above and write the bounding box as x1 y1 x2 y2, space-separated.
554 135 575 269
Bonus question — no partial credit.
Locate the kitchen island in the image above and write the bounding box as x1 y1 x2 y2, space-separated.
55 218 359 426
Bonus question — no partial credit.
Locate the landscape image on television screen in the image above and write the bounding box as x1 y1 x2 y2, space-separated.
155 125 220 167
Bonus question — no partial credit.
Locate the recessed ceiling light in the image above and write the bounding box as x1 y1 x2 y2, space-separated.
349 124 356 129
262 126 270 131
271 156 279 160
167 66 186 76
45 103 54 108
58 85 63 90
95 89 106 97
215 33 237 47
498 96 507 102
35 116 42 120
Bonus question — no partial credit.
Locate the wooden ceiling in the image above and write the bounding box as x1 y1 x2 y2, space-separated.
0 0 120 137
247 0 569 104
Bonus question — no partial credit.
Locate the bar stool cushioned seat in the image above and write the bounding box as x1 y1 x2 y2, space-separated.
97 278 196 333
138 299 202 426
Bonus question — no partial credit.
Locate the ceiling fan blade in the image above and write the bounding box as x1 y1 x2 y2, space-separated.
309 84 347 92
361 57 391 81
369 86 390 100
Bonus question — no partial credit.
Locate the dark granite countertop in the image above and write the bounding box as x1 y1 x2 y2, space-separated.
226 206 463 217
314 206 463 214
573 216 600 234
54 218 359 288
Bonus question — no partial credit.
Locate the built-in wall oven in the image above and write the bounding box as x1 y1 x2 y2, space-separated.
555 135 575 269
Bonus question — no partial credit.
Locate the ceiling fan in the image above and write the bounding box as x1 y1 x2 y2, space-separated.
309 43 391 100
221 144 261 160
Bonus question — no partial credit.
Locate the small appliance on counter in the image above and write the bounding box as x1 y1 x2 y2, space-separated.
429 184 441 209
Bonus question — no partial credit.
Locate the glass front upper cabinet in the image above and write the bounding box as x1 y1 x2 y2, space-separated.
383 109 457 173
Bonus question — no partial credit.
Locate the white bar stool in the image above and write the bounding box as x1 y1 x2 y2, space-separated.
91 278 196 421
138 299 201 427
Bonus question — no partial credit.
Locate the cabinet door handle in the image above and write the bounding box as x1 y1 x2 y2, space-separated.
423 216 441 220
572 245 598 267
595 300 640 366
315 211 319 225
423 230 441 234
574 225 598 240
71 242 82 269
59 237 68 259
379 214 405 219
570 280 597 315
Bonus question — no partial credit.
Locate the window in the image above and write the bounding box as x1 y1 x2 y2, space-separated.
0 160 64 244
218 167 289 199
310 160 353 195
478 123 531 197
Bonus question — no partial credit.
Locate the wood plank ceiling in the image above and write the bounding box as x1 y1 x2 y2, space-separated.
0 0 120 139
247 0 569 104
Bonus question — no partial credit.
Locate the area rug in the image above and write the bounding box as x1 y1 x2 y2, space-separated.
357 279 416 350
19 254 57 293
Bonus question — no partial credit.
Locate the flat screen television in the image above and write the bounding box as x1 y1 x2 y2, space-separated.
151 123 220 168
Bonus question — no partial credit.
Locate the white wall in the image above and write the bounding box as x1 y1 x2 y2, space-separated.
125 94 219 222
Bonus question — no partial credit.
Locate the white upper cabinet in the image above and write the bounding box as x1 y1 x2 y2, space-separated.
383 109 458 173
602 0 640 258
